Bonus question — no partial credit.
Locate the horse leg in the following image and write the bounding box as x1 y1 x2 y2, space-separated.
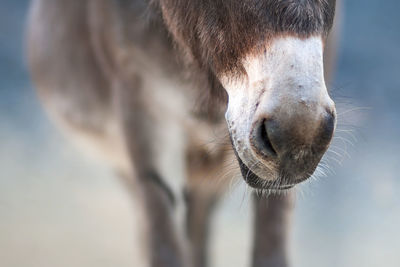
184 145 232 267
251 193 294 267
113 78 187 267
185 187 219 267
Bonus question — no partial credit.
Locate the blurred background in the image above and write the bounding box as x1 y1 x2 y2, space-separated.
1 0 399 266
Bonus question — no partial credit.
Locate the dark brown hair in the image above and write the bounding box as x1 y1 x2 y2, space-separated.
154 0 336 75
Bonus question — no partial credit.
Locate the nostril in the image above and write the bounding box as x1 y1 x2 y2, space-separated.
252 119 277 158
321 111 336 140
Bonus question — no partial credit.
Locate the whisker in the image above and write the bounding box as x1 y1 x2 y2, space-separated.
333 136 355 148
329 145 351 159
336 106 371 117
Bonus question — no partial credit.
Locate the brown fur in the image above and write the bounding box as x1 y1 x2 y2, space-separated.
157 0 336 74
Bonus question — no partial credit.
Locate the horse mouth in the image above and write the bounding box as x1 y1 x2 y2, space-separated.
235 155 296 191
229 134 317 191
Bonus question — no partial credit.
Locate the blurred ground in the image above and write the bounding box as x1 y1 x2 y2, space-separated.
0 1 399 267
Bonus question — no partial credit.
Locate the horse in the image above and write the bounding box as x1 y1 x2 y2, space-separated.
27 0 338 266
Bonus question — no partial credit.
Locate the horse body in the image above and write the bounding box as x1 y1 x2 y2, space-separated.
28 1 338 266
